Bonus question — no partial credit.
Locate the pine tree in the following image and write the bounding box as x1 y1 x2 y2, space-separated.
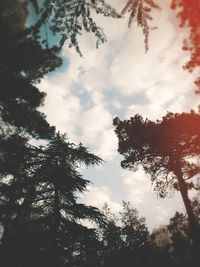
113 111 200 264
0 2 61 254
0 2 120 265
1 134 105 267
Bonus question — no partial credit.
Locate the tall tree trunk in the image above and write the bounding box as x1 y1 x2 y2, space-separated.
175 164 199 265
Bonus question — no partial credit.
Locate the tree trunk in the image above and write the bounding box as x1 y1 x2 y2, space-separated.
175 164 199 265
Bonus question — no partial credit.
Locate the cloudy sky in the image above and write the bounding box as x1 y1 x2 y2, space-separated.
39 0 199 231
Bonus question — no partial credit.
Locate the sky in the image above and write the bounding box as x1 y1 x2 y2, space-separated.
38 0 199 231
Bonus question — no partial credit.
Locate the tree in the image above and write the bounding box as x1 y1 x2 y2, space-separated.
0 0 29 34
100 203 123 267
113 111 200 260
0 2 118 266
30 0 121 55
0 0 61 139
168 212 191 267
119 201 151 267
0 133 105 267
0 1 61 247
29 0 161 54
122 0 200 83
98 201 154 267
0 134 39 267
168 198 200 267
171 0 200 93
0 2 122 266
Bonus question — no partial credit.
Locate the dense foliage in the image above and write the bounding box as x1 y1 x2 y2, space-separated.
0 134 104 267
167 195 200 267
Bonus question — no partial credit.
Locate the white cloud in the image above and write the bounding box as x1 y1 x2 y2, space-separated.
121 167 152 205
79 103 118 160
37 0 199 230
126 103 165 120
94 128 118 161
38 76 81 142
80 104 112 142
61 0 197 120
82 185 121 214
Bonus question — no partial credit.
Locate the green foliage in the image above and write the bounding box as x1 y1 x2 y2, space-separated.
30 0 121 55
0 1 63 83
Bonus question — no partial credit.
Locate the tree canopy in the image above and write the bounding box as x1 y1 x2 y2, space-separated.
114 111 200 196
0 133 105 267
113 111 200 256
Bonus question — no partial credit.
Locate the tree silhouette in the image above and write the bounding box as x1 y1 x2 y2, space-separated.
113 111 200 260
1 1 199 266
0 2 60 248
100 203 122 267
0 0 61 139
0 2 116 266
119 201 151 267
98 201 156 267
168 199 200 267
0 133 105 266
168 212 191 267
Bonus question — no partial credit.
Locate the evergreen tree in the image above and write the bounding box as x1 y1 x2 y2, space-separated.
1 133 105 267
100 203 122 267
0 2 60 253
119 201 151 267
168 212 190 267
113 111 200 263
30 0 121 55
0 2 120 266
99 202 154 267
0 0 60 139
168 196 200 266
